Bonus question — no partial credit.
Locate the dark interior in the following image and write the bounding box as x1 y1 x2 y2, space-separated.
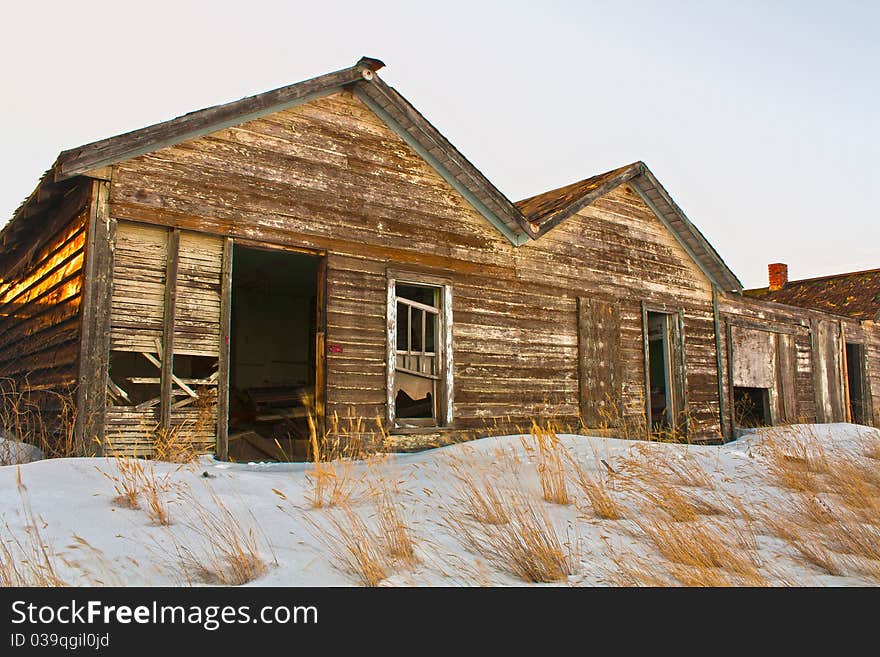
227 245 320 461
846 343 866 424
733 386 770 428
647 312 670 432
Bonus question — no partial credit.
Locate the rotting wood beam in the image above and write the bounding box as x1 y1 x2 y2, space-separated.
712 289 728 440
160 229 180 432
641 301 651 439
75 180 113 456
315 254 328 437
216 236 233 461
840 320 851 423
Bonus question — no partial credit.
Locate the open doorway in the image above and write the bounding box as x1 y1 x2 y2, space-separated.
227 245 322 461
646 312 673 433
846 343 867 424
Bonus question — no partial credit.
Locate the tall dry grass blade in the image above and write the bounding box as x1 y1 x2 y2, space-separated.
526 421 570 505
446 484 579 583
565 453 624 520
304 504 390 587
170 485 271 585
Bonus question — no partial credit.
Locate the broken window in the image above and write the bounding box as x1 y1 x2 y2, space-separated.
389 278 451 429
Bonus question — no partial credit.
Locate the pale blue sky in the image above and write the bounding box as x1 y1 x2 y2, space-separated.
1 1 876 288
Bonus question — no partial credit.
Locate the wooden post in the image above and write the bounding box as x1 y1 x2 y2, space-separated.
314 255 327 438
75 179 114 455
726 320 736 430
215 237 233 460
160 229 180 432
840 321 851 423
712 289 728 440
641 302 651 438
675 309 689 438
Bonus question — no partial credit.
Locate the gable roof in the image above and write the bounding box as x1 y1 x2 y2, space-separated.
2 57 741 292
515 162 743 292
2 56 532 253
744 268 880 321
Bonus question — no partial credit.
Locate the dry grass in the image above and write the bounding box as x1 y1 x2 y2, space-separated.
307 504 390 586
447 484 580 583
0 468 67 586
304 416 363 509
566 454 624 520
663 454 713 488
752 427 880 582
606 548 675 587
863 431 880 461
368 459 418 567
632 513 766 585
153 426 200 464
637 479 728 522
0 378 79 459
141 464 173 526
762 426 832 494
445 446 521 525
524 421 571 505
614 444 727 522
100 454 146 509
171 486 270 585
304 456 418 586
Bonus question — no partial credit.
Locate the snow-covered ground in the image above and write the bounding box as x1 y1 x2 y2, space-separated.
1 423 878 586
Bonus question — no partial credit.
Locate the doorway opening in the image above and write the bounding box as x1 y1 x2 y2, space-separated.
646 312 673 433
227 245 322 461
733 386 771 428
846 343 867 424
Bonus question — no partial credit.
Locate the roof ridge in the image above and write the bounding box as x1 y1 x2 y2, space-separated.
745 267 880 292
515 162 642 207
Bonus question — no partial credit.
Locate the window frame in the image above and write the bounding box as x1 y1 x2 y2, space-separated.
386 269 453 431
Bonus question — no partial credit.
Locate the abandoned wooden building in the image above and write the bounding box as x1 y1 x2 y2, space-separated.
0 56 877 459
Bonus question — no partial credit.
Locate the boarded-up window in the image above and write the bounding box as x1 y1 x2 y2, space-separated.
105 222 222 455
730 325 779 426
813 319 846 423
577 298 620 427
775 332 798 423
169 232 223 452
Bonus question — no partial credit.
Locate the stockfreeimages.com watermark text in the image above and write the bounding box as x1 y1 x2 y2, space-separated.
11 599 317 632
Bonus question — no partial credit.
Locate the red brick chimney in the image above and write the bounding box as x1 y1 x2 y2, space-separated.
768 263 788 290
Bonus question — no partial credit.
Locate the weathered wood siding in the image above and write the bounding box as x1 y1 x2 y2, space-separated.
102 90 732 444
0 211 86 387
104 222 221 455
577 298 621 427
517 187 721 439
713 292 880 433
105 222 167 453
169 231 223 451
0 181 91 444
718 295 816 431
862 322 880 426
